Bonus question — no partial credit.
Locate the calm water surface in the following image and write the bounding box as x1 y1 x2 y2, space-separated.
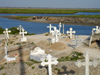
0 12 98 35
0 12 100 16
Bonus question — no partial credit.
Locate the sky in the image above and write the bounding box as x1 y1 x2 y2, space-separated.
0 0 100 8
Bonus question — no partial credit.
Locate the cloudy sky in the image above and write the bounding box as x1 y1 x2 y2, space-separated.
0 0 100 8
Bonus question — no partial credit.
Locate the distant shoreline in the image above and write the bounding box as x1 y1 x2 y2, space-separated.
1 16 100 26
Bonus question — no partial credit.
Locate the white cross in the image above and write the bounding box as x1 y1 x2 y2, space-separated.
41 54 58 75
75 52 98 75
17 25 23 34
51 27 61 42
66 28 76 39
92 26 100 34
4 42 8 59
47 24 54 33
19 28 27 38
59 22 62 33
3 28 11 39
72 35 81 47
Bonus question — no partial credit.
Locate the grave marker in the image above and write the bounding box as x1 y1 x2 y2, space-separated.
47 24 54 33
4 42 8 59
59 22 62 33
63 23 64 34
92 26 100 34
17 25 23 34
41 54 58 75
66 28 75 39
19 28 27 42
72 35 81 47
51 27 61 43
3 28 11 39
75 52 98 75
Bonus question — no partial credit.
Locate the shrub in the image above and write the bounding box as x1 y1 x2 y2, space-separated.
54 68 60 71
9 27 19 34
31 42 34 44
0 66 4 70
0 27 4 34
32 66 35 69
26 62 33 66
13 62 16 65
45 33 48 36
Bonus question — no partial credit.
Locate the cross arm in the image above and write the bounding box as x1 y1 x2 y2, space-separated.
41 61 49 66
75 60 85 67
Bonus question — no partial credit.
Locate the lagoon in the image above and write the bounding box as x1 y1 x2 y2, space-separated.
0 12 99 35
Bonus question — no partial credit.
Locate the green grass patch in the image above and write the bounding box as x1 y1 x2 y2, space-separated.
25 62 33 66
30 59 40 63
0 8 100 14
58 51 84 62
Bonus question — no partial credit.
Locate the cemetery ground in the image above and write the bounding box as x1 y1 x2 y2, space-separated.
0 33 100 75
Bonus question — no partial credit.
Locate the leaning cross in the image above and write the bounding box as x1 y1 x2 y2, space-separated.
59 22 62 33
19 28 27 38
17 25 23 34
66 28 76 39
75 52 98 75
41 54 58 75
47 24 54 33
72 35 81 47
3 28 11 39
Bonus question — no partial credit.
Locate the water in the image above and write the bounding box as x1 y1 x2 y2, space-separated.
0 12 99 35
0 12 100 16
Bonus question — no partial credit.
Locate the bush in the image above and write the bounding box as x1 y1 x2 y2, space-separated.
54 68 60 71
9 27 19 34
32 66 35 69
0 66 4 70
2 73 5 75
0 27 4 34
45 33 48 36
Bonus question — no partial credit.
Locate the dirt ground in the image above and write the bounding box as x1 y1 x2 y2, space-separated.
0 33 100 75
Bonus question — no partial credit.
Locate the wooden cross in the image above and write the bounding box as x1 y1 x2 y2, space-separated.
47 24 54 33
75 52 98 75
41 54 58 75
66 28 76 39
3 28 11 39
